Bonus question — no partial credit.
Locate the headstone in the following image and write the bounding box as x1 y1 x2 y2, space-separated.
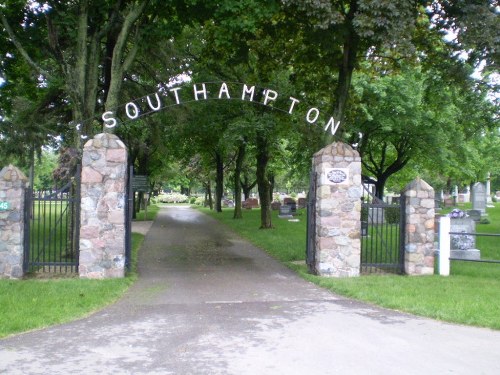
242 198 259 209
278 205 293 218
444 197 454 207
486 173 492 204
471 182 487 215
450 217 480 260
467 210 481 222
297 197 307 209
283 197 297 213
271 201 281 211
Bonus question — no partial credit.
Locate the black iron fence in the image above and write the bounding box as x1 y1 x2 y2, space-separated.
306 172 317 274
361 186 405 274
448 232 500 263
23 166 81 274
125 165 134 270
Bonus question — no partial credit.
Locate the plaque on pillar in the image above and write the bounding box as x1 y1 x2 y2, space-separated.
323 168 349 185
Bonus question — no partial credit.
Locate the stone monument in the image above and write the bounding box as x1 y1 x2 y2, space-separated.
471 182 487 216
448 210 480 260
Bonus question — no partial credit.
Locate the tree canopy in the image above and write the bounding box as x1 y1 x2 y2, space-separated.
1 0 498 226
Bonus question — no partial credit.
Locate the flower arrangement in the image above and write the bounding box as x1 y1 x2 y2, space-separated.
447 208 466 219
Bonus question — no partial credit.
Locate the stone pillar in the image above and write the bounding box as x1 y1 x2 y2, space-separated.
312 142 362 277
79 133 128 279
0 165 27 279
403 178 435 275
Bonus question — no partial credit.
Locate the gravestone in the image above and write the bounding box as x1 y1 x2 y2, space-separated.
471 182 487 215
297 197 307 209
450 217 480 260
278 204 293 218
242 198 259 209
271 201 281 211
467 210 481 222
444 197 454 207
283 197 297 214
486 173 493 205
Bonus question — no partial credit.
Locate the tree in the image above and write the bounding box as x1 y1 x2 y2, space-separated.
350 60 498 198
0 1 208 146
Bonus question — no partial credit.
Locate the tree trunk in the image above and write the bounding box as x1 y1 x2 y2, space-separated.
233 143 246 219
241 174 257 200
328 0 359 143
215 151 224 212
374 177 387 201
268 173 275 202
205 181 213 210
104 2 147 121
256 134 273 229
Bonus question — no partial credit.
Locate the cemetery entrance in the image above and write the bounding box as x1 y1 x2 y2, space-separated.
361 184 405 274
23 166 81 274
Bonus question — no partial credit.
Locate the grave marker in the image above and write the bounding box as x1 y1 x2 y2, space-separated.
472 182 487 215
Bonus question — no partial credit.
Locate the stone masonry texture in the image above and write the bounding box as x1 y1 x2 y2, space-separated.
312 142 362 277
403 178 435 275
0 165 27 279
79 133 128 279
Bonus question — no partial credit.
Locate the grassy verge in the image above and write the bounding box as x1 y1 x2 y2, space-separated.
134 203 160 221
202 206 500 330
0 204 160 339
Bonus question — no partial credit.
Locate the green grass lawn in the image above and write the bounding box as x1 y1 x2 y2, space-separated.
202 204 500 330
0 204 159 339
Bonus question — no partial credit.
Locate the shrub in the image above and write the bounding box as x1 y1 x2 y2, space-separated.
361 206 368 222
385 206 401 224
158 192 189 203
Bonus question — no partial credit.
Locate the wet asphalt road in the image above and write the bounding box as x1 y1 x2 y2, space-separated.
1 206 500 374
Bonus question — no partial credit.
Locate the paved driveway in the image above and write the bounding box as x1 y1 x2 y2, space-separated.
1 206 499 374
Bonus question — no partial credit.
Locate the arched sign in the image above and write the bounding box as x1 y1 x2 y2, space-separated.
78 81 341 139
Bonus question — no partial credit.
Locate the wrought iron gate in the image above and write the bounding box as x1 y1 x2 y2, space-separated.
306 171 317 274
124 165 133 270
361 184 405 274
23 166 81 274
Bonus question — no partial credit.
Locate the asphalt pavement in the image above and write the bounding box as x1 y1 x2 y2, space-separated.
1 206 499 375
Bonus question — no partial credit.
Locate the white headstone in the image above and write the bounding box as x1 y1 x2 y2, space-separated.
486 173 494 206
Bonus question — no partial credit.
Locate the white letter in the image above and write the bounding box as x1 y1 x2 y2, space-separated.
218 82 231 99
263 89 278 106
288 97 300 114
306 108 320 123
241 84 255 101
193 83 207 100
102 111 117 128
169 87 182 104
324 116 341 135
126 102 140 120
146 93 162 111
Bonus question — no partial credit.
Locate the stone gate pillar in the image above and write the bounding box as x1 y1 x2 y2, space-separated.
312 143 362 277
79 133 128 279
403 178 435 275
0 165 27 279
